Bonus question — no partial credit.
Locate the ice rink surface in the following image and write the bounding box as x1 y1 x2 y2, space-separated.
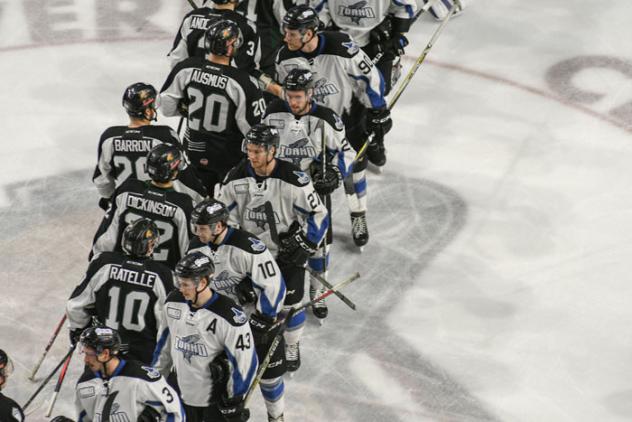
2 0 632 420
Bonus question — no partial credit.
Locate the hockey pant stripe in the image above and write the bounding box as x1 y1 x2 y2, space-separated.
285 308 306 330
308 253 330 272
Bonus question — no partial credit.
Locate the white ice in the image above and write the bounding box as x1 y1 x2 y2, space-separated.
1 0 632 421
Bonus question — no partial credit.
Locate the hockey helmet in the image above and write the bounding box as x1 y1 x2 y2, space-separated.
122 218 160 258
244 124 280 153
204 19 242 56
80 327 122 356
0 349 14 384
284 68 314 92
122 82 158 119
175 251 215 287
146 143 184 183
282 5 319 33
191 199 230 227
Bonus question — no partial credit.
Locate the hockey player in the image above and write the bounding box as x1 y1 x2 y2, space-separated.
160 19 267 194
155 251 256 422
168 0 283 98
276 5 392 247
188 199 286 421
93 82 207 205
67 218 174 364
71 327 183 422
217 124 329 372
311 0 417 95
263 68 354 319
91 143 194 269
0 350 24 422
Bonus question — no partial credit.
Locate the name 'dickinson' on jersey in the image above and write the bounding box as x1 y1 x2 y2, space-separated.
126 196 178 217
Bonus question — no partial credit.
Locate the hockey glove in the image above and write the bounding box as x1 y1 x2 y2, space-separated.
138 406 161 422
369 17 393 46
236 278 257 306
219 395 250 422
98 197 111 211
249 312 276 346
391 33 409 56
309 161 342 196
278 222 318 266
367 108 393 145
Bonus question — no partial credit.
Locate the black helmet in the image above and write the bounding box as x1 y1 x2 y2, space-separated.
191 199 230 227
146 144 183 183
244 124 280 151
122 82 157 119
282 5 319 33
209 0 240 4
80 327 122 356
175 252 215 286
204 19 242 56
284 68 314 92
122 218 160 258
0 349 13 381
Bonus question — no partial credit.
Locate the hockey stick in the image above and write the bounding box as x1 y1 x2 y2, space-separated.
23 345 75 410
186 0 198 9
28 314 67 381
45 345 75 417
354 1 459 165
307 267 356 311
244 272 360 405
263 201 280 244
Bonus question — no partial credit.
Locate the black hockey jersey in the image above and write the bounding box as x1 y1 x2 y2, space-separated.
160 58 265 177
91 179 194 269
67 251 174 364
0 393 24 422
75 359 183 422
92 124 207 203
168 7 261 78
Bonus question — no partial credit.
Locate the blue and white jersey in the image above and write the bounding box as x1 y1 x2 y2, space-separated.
312 0 417 46
218 159 329 256
188 227 286 318
264 99 355 178
155 291 258 407
74 359 184 422
275 31 386 116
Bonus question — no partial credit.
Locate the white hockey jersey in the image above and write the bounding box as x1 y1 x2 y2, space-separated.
275 31 387 117
263 99 355 177
74 359 183 422
155 291 258 407
188 227 286 318
312 0 417 46
217 159 329 255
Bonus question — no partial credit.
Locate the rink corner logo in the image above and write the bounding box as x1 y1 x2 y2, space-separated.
231 307 248 324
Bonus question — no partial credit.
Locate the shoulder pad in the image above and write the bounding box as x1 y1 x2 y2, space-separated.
275 45 301 65
320 31 358 58
166 289 186 304
271 160 311 187
100 126 127 141
263 99 288 117
78 366 98 384
222 159 250 184
119 360 162 382
224 229 267 254
207 294 248 327
312 105 344 131
144 125 180 144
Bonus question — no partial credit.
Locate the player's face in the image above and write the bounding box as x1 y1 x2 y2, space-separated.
283 28 308 51
247 143 274 171
178 277 200 301
81 346 106 373
194 224 219 243
286 90 310 115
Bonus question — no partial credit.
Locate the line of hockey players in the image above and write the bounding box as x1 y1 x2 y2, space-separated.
3 1 468 421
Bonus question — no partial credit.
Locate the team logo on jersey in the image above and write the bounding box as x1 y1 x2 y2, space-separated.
248 237 267 252
12 407 21 420
141 366 161 379
175 334 209 363
312 78 340 103
293 171 311 185
334 114 345 131
279 138 317 166
231 307 248 324
211 270 242 293
246 204 279 230
338 2 376 24
342 39 360 55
